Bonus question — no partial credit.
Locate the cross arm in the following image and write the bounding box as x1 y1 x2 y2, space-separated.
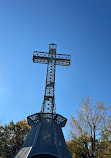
33 51 71 66
55 53 70 66
33 51 49 64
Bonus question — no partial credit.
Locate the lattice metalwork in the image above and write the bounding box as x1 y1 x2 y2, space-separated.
27 113 67 128
33 44 70 113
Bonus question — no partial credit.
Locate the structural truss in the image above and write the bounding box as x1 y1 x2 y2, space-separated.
33 44 70 113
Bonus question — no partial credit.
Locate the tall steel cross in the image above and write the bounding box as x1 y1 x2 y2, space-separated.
33 44 70 113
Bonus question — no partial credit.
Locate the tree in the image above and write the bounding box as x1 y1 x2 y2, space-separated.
0 119 30 158
68 96 111 158
67 137 90 158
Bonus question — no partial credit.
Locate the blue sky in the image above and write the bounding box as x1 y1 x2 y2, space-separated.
0 0 111 138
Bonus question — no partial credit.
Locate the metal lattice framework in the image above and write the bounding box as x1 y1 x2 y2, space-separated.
33 44 70 113
27 44 70 127
27 113 67 128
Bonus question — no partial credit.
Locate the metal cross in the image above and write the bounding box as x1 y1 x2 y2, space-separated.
33 44 70 113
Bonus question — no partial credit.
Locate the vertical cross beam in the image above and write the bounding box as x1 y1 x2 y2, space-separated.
42 44 56 113
33 44 70 114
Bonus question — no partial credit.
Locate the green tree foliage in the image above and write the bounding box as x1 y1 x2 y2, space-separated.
67 96 111 158
0 119 30 158
67 137 90 158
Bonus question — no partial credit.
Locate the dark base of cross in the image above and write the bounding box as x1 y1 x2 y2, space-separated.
14 114 72 158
